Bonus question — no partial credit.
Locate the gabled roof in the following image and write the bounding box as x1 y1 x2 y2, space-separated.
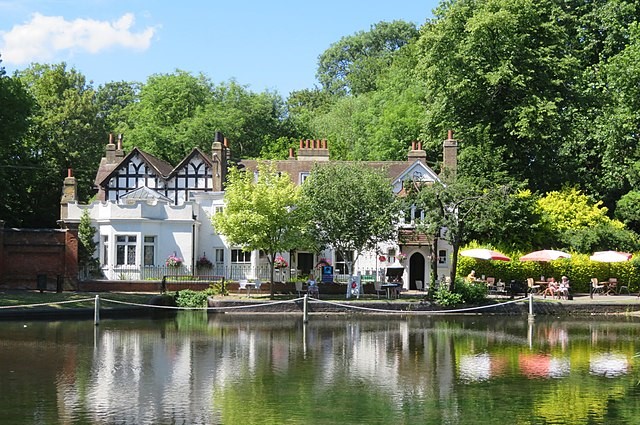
118 186 172 203
98 147 174 188
240 159 424 182
167 147 214 178
240 158 441 189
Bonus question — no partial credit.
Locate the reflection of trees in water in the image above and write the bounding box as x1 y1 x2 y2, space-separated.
15 315 639 423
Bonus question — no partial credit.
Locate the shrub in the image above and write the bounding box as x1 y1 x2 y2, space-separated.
175 289 209 308
455 279 488 304
433 286 463 307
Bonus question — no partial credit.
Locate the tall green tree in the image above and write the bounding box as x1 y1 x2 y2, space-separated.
299 163 399 280
17 63 105 227
416 0 581 192
0 57 35 227
410 176 509 289
317 20 419 96
212 163 310 298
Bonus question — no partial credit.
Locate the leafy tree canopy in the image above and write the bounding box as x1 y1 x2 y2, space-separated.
299 162 399 275
212 162 311 297
317 20 419 96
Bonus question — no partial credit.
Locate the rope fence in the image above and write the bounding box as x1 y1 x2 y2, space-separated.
0 294 531 319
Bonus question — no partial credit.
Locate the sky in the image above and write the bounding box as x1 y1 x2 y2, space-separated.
0 0 440 96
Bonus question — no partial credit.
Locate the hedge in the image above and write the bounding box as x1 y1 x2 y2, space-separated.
456 252 640 293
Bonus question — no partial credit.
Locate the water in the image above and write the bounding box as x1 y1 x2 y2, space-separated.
1 313 640 425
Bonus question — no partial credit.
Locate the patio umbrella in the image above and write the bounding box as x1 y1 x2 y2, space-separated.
589 250 632 263
519 249 571 262
460 248 511 262
589 250 632 284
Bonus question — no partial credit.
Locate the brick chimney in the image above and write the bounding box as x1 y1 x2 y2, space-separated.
211 131 228 191
115 134 124 161
442 130 458 177
296 139 330 161
105 133 116 163
407 140 427 163
60 168 78 220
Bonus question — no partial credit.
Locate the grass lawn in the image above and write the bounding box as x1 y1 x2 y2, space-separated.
0 291 156 310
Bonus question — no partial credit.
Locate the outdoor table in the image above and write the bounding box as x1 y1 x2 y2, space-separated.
381 283 400 299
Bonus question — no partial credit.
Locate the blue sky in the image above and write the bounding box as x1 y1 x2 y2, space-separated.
0 0 439 96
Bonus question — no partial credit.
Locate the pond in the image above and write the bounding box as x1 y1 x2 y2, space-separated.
1 313 640 424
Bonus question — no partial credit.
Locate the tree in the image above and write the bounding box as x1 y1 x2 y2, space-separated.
299 163 399 280
78 209 99 272
410 176 509 289
416 0 581 193
317 20 419 96
0 57 35 227
17 62 105 227
212 162 310 298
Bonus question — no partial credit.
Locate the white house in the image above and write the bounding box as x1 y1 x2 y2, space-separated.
60 132 457 289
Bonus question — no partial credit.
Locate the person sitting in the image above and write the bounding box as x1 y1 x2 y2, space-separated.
557 276 570 300
542 277 559 299
307 274 319 298
466 270 476 282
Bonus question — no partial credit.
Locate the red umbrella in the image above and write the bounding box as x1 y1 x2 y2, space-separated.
460 248 511 262
589 251 632 263
519 249 571 262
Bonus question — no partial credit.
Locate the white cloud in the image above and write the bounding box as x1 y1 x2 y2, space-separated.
0 12 156 64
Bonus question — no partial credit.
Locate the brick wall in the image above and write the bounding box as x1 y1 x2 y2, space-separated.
0 226 78 290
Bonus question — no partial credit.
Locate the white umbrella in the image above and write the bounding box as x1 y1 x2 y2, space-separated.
519 249 571 262
460 248 511 262
589 251 632 263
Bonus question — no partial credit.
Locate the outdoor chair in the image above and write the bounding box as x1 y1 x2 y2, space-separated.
618 280 630 295
238 279 249 296
606 278 618 295
486 277 496 294
253 279 262 295
527 278 540 295
374 281 386 299
415 280 423 291
295 280 306 297
308 283 319 298
591 278 604 296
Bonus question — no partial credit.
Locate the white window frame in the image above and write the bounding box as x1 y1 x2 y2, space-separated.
231 249 251 263
143 236 156 266
116 234 138 266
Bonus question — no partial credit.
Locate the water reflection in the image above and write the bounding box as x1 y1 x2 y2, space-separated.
0 314 639 424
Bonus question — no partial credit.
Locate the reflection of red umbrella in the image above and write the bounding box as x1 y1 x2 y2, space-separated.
519 250 571 262
518 354 570 379
460 248 511 261
519 353 551 378
589 251 632 263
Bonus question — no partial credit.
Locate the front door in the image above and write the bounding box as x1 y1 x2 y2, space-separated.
297 253 314 277
409 252 425 290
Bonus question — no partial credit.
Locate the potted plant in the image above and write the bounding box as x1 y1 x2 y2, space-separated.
166 253 183 268
274 255 288 269
196 254 213 272
396 252 407 263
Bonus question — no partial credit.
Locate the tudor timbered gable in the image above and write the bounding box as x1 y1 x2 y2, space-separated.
101 148 214 205
105 152 165 201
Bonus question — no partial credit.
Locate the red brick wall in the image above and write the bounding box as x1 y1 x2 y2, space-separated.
0 228 78 290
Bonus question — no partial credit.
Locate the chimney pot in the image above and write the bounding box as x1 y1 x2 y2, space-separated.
448 129 453 140
224 137 228 148
412 141 416 150
117 134 123 150
67 168 73 178
418 141 422 151
108 133 113 144
300 139 304 149
289 148 294 158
